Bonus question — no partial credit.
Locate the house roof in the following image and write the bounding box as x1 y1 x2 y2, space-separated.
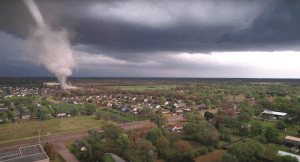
285 136 300 142
0 144 49 162
278 150 300 161
262 110 287 116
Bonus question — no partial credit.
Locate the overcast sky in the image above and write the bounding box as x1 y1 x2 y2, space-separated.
1 0 300 78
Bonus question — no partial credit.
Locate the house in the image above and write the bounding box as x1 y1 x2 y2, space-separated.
21 112 34 120
161 109 170 114
165 122 188 131
169 102 178 107
119 106 127 112
128 107 138 114
182 107 192 112
0 106 9 112
262 110 289 120
277 150 300 161
171 108 183 114
0 102 5 106
55 111 67 117
75 141 86 151
198 104 207 109
152 104 161 109
285 136 300 146
0 116 8 122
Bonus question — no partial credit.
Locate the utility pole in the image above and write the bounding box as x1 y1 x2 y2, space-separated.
15 121 17 140
37 130 41 144
61 116 62 125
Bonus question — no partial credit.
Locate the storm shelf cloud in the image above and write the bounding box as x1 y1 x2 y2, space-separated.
1 0 300 78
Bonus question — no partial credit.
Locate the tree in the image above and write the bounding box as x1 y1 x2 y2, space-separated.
88 128 99 137
101 123 124 140
72 108 79 116
190 109 204 124
221 153 238 162
265 126 279 143
116 134 130 157
213 115 225 125
237 112 252 123
239 123 251 137
35 106 50 120
44 142 58 160
142 105 152 115
1 113 7 123
183 122 198 139
277 118 287 130
196 123 219 146
134 139 156 162
204 111 214 120
156 136 169 156
95 112 102 120
274 155 298 162
250 120 264 136
173 141 190 156
223 116 238 133
85 103 97 116
183 112 193 122
168 131 181 146
112 102 118 109
146 128 162 146
226 139 264 162
150 110 168 128
219 123 229 139
205 99 211 106
103 154 115 162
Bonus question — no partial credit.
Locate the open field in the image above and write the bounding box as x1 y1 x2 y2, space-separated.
195 149 226 162
97 108 152 122
0 116 111 143
58 102 86 109
49 104 75 113
103 85 177 91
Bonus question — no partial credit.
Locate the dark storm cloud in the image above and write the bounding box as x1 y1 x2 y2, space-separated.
1 0 300 62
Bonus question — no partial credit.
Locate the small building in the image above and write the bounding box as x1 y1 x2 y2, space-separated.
285 136 300 146
161 109 170 114
278 150 300 161
262 110 288 120
55 111 67 117
171 108 183 114
0 144 49 162
165 122 188 131
0 116 8 122
21 112 34 120
0 106 9 112
75 141 86 151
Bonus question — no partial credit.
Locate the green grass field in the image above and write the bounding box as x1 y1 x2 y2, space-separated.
59 102 86 109
49 104 75 113
0 116 111 143
104 85 177 91
97 109 151 122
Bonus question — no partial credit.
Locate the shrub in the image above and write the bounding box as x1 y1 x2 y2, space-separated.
193 150 199 158
284 142 295 148
214 145 221 149
201 147 208 155
208 146 214 152
225 137 231 142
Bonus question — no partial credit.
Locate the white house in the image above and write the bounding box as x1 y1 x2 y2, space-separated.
165 122 188 131
285 136 300 146
55 111 67 117
262 110 289 120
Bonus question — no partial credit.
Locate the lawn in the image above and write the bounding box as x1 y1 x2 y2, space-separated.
97 108 152 122
195 149 226 162
104 85 177 91
0 116 111 143
49 104 75 113
59 102 86 109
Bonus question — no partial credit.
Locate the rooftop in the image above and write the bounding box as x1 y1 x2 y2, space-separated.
285 136 300 142
0 144 49 162
262 110 287 116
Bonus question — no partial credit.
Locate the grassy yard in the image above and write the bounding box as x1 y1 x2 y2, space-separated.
49 104 75 113
0 116 111 143
97 108 152 122
104 85 177 91
59 102 86 109
65 140 84 162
